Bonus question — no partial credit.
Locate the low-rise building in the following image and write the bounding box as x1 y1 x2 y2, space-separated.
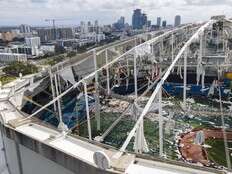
80 32 105 43
40 45 55 54
0 53 27 63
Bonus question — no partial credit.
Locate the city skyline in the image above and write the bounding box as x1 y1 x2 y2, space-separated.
0 0 231 26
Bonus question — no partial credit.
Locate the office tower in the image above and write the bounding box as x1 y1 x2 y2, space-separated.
119 17 125 26
132 9 143 29
80 21 88 34
147 21 151 27
94 20 99 27
94 20 100 33
175 15 181 27
132 9 148 29
113 16 125 31
157 17 162 27
142 13 148 27
162 20 167 27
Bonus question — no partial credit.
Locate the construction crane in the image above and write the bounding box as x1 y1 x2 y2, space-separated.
44 18 72 40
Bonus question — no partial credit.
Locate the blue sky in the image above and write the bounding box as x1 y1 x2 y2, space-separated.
0 0 232 26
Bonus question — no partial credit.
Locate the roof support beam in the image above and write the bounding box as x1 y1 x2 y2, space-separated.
114 20 215 159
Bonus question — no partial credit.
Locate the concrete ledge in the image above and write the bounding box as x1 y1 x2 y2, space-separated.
0 124 118 174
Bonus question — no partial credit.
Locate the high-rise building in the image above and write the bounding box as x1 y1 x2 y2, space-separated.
37 28 55 42
37 28 73 43
142 13 148 27
147 21 152 28
162 20 167 28
94 20 99 27
113 16 125 31
25 37 41 48
132 9 148 30
25 37 41 56
87 21 94 32
94 20 100 33
20 24 31 33
56 28 74 40
80 21 88 34
157 17 162 27
174 15 181 27
132 9 142 29
119 17 125 26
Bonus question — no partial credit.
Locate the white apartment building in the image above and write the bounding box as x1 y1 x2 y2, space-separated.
40 45 55 54
80 32 105 43
25 37 41 56
25 37 41 48
0 53 27 63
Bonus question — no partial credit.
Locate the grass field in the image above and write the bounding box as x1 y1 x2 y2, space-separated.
206 139 232 167
0 76 16 85
77 112 178 159
71 98 232 167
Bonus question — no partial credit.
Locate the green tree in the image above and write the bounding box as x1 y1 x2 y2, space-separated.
67 51 77 58
3 62 38 77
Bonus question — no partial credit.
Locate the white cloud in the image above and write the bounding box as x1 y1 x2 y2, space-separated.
0 0 231 26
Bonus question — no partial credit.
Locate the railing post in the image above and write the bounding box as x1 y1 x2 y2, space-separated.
134 121 142 154
54 73 66 132
200 33 203 61
105 49 111 95
57 66 62 94
151 44 154 55
83 81 92 140
183 49 188 110
134 50 138 99
158 87 163 157
49 69 57 113
134 38 137 47
160 38 163 62
93 49 101 131
172 33 174 62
